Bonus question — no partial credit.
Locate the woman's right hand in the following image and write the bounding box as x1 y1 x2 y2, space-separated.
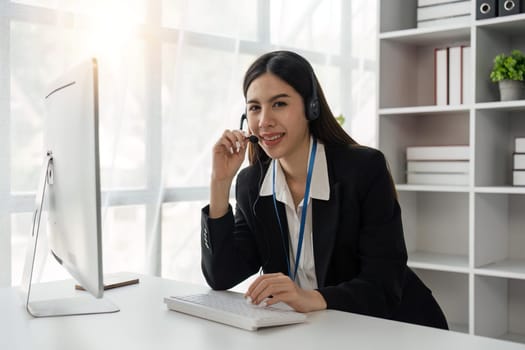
211 129 250 183
209 129 251 218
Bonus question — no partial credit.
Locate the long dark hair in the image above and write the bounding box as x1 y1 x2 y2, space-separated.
243 50 358 165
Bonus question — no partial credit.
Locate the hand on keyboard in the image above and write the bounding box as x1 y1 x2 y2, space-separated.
164 290 306 331
244 273 327 313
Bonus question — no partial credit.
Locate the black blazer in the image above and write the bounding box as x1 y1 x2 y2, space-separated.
201 143 448 330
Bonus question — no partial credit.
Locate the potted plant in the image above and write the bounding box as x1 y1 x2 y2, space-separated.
490 49 525 101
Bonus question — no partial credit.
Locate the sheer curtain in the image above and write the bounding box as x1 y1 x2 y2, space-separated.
1 0 377 288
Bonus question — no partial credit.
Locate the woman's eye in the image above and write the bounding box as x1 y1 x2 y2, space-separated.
248 105 260 112
273 101 287 108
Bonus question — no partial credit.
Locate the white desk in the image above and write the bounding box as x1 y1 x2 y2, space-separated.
1 273 524 350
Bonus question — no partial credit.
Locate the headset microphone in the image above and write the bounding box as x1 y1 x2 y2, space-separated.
240 113 259 143
247 135 259 143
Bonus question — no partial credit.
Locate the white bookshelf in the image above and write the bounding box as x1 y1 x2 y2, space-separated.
409 251 470 273
378 0 525 343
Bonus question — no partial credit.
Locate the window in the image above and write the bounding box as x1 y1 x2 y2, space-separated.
0 0 377 287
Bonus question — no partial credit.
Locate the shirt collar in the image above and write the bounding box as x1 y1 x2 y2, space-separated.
259 137 330 201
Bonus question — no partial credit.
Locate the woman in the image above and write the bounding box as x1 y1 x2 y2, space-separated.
201 50 448 329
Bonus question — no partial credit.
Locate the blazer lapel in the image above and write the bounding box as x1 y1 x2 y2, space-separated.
312 182 341 287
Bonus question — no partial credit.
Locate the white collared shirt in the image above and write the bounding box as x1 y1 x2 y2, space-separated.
259 137 330 290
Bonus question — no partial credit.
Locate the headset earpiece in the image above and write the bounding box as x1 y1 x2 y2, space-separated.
307 93 320 121
306 71 320 121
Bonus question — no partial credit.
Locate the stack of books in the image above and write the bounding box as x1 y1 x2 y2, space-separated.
406 145 470 185
417 0 471 28
434 45 471 105
513 137 525 186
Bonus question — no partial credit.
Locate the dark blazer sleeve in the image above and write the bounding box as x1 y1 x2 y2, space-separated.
201 173 261 290
317 148 408 318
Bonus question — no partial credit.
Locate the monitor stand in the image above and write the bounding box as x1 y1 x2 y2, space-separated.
26 294 119 317
20 151 119 317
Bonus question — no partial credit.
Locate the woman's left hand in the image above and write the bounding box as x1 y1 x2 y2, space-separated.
244 273 327 313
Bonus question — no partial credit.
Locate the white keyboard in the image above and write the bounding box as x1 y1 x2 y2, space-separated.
164 291 307 331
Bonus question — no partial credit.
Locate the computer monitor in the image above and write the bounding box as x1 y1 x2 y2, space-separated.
21 58 119 317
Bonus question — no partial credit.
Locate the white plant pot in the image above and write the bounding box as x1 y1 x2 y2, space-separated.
498 80 525 101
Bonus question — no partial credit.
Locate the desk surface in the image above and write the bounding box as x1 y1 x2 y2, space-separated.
1 273 524 350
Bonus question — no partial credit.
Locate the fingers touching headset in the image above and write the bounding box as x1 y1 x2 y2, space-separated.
217 129 248 155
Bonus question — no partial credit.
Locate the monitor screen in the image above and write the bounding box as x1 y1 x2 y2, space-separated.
21 58 118 317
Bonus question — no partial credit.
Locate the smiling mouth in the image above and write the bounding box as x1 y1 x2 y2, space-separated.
261 133 284 141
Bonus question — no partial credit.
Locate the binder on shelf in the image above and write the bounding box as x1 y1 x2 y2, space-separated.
516 137 525 153
462 46 471 104
407 160 470 173
407 172 469 185
513 170 525 186
476 0 498 19
417 1 471 21
449 46 462 105
514 153 525 169
499 0 523 16
406 146 470 161
434 48 448 105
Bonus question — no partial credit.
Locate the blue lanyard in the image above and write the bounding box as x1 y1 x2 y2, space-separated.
272 138 317 281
